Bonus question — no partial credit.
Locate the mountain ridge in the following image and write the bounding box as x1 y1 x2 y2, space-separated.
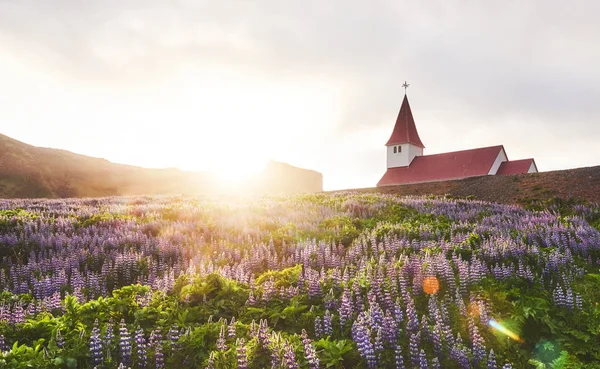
0 133 323 198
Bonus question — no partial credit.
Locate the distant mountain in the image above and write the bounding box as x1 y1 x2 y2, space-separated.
0 134 323 198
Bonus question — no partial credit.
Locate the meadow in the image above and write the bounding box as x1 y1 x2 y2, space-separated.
0 193 598 369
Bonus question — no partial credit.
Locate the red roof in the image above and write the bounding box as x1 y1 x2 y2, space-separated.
385 95 425 148
497 158 537 175
377 145 505 186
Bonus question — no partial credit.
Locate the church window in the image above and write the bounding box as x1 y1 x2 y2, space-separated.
393 147 397 153
398 146 402 153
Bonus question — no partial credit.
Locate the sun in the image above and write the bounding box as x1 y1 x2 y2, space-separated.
214 156 268 183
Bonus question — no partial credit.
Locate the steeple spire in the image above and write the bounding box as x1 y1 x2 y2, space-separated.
385 94 425 148
402 81 410 94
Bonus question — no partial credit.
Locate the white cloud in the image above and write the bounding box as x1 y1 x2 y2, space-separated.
1 0 599 189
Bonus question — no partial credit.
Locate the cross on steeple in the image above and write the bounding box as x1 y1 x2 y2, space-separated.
402 81 410 94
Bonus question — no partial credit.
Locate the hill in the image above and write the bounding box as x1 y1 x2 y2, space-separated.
340 165 600 205
0 133 323 198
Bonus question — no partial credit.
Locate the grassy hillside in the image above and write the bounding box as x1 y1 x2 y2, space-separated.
340 165 600 206
0 134 323 198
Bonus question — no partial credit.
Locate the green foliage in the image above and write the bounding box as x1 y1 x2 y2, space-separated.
79 212 133 227
256 265 302 289
315 338 357 368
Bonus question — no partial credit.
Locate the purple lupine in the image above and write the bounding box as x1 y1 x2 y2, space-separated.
394 298 404 324
246 291 257 306
56 328 65 348
323 310 333 336
419 349 429 369
135 327 147 368
216 324 227 351
432 323 443 358
257 319 270 348
575 294 583 310
283 341 299 369
472 329 486 367
0 334 8 352
488 349 497 369
205 351 215 369
406 298 419 333
455 346 470 369
269 332 282 368
103 319 115 352
155 339 164 369
339 288 353 327
314 316 323 339
236 338 248 369
168 324 180 353
301 330 320 369
119 319 132 366
352 317 377 369
394 344 405 369
431 357 441 369
420 315 431 343
382 310 399 345
502 365 513 369
308 276 321 300
228 317 236 338
374 328 384 354
90 319 103 366
409 331 421 368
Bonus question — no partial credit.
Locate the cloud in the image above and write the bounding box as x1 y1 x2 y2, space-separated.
1 0 599 189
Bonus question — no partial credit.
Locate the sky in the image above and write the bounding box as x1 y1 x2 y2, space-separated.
1 1 599 190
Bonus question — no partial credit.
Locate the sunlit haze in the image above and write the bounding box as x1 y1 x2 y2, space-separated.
1 1 599 190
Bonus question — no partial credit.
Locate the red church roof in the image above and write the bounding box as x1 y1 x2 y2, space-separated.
497 158 537 175
377 145 506 186
385 95 425 148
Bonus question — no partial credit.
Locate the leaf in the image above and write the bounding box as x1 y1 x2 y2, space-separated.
66 357 77 368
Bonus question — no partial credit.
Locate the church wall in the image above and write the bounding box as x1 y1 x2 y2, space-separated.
528 162 538 173
387 144 423 168
488 149 508 175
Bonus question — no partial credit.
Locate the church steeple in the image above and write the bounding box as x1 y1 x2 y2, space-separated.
385 94 425 148
385 88 425 168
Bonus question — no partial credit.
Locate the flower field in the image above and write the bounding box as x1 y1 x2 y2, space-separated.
0 193 599 368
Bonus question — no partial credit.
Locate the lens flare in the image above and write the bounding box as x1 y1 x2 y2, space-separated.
423 276 440 294
488 319 522 342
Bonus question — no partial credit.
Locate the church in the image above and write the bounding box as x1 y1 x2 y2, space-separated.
377 87 537 187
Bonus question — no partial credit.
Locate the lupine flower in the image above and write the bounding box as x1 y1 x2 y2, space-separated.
301 329 319 369
394 344 405 369
216 325 227 351
323 310 333 336
431 357 441 369
103 319 115 352
283 341 299 369
488 349 497 369
0 334 9 352
314 316 323 339
154 340 164 369
205 351 215 369
374 328 384 354
228 317 236 338
167 324 180 353
56 328 65 348
419 349 429 369
236 338 248 369
409 331 421 368
135 327 147 369
339 288 353 326
119 319 132 366
90 319 103 366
